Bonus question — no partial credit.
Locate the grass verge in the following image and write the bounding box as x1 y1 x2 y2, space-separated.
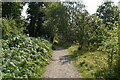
67 45 117 78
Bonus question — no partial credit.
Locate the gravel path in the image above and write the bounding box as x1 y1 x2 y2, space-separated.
44 47 81 78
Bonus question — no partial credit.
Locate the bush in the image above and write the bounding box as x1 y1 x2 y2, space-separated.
1 34 52 78
96 22 119 79
1 18 24 39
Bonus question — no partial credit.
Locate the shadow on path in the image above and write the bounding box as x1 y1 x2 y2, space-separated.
59 55 72 65
44 46 81 78
53 46 65 50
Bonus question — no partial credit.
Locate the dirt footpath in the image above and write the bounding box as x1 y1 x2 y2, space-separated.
44 47 81 78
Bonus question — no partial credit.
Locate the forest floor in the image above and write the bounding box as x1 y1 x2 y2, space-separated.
44 47 81 78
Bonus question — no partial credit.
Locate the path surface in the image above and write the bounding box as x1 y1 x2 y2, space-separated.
44 47 81 78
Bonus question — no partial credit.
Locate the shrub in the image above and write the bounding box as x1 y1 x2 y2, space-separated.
1 34 52 78
0 18 24 39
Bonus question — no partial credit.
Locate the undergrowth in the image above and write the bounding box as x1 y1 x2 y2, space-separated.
67 45 118 79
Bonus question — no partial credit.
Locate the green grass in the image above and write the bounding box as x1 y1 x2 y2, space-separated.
67 45 116 78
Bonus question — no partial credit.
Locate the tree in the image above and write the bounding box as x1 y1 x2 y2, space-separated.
95 1 120 78
74 10 90 49
96 1 119 29
27 2 45 37
2 2 23 19
43 2 69 42
61 2 85 43
2 2 25 29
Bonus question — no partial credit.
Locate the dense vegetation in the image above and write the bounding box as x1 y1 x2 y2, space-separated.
1 17 52 78
1 34 52 78
1 1 120 79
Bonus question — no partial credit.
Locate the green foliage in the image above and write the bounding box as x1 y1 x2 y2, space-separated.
1 18 24 39
1 34 52 78
43 2 69 42
67 20 119 79
67 45 118 79
96 1 119 23
96 22 119 79
98 22 118 54
27 2 45 37
1 1 120 79
61 2 85 42
86 15 106 50
2 2 23 20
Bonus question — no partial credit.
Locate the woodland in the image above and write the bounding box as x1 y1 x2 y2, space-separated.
1 1 120 79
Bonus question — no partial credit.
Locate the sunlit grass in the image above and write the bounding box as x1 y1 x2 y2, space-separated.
67 45 116 78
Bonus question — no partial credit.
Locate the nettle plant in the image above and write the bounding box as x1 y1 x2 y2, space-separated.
1 34 52 78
